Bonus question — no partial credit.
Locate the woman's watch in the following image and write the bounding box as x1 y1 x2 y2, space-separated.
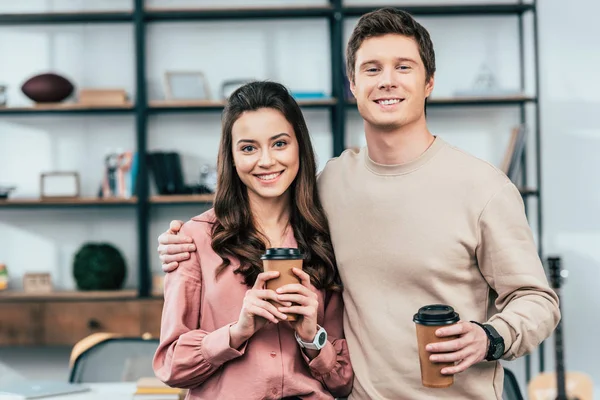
471 321 505 361
295 325 328 350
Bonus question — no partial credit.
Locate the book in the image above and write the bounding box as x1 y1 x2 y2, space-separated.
132 377 186 400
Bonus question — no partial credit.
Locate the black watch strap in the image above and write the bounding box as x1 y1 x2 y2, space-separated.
470 321 504 361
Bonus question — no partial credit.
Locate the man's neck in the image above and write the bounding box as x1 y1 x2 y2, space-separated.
365 119 435 165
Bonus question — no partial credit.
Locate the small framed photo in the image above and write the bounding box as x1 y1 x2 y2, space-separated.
164 71 211 100
23 272 53 294
40 171 80 199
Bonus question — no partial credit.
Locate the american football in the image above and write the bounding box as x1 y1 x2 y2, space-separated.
21 72 74 103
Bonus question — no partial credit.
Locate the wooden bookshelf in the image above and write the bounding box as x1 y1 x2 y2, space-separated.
345 95 536 107
0 197 137 208
428 95 536 105
0 102 134 115
519 187 539 197
343 3 535 17
148 98 336 112
0 289 138 302
144 5 334 21
150 194 215 205
0 10 133 24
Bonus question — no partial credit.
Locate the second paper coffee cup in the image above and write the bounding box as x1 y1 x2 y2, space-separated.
261 248 304 321
413 304 461 388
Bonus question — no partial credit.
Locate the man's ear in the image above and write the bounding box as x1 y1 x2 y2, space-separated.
425 75 435 98
349 76 356 98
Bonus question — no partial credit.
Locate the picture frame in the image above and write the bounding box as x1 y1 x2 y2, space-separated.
163 71 211 101
40 171 80 199
23 272 53 294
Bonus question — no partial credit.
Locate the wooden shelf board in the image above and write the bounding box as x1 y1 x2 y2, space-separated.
428 95 536 104
0 103 135 116
0 10 133 24
0 289 138 302
150 194 215 204
149 99 225 108
0 102 133 111
345 95 536 107
343 3 534 17
149 98 336 110
144 5 334 21
145 5 333 12
0 197 137 207
519 187 539 197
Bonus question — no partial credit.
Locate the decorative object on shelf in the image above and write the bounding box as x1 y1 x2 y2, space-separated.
147 151 215 195
21 72 75 103
0 186 16 200
501 124 527 183
40 171 80 199
221 79 254 100
199 164 217 193
100 149 137 199
0 263 8 291
0 84 7 106
164 71 211 101
453 63 521 98
23 272 53 293
73 242 127 291
291 91 328 100
78 88 128 106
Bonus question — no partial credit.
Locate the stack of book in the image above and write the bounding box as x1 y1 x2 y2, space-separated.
132 377 186 400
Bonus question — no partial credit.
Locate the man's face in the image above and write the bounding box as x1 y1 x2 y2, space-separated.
350 33 434 132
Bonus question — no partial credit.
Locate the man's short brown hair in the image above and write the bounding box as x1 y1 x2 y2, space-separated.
346 7 436 84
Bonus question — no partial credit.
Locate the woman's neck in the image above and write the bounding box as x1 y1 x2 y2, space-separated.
248 191 292 247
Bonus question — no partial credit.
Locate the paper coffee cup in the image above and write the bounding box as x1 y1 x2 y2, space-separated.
261 248 304 321
413 304 461 388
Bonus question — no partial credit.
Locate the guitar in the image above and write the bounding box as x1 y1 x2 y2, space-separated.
528 256 593 400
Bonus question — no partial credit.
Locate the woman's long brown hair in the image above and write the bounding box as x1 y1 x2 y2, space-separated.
211 81 340 291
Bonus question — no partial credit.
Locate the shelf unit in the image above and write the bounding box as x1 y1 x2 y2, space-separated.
1 0 542 380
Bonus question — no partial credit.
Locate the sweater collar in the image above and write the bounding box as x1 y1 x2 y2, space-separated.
363 135 446 176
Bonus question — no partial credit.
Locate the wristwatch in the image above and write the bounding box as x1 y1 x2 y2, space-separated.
295 325 328 350
471 321 505 361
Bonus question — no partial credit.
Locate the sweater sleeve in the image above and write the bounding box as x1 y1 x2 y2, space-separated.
153 222 247 389
301 291 354 397
476 181 561 360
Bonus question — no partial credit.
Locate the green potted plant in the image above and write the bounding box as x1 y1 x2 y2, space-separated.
73 243 126 291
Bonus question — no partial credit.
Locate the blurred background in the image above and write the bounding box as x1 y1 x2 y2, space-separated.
0 0 598 399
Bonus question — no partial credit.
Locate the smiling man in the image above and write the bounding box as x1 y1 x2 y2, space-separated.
156 7 560 400
315 7 560 399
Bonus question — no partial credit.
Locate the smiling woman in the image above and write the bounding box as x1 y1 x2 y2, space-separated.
212 81 336 289
152 81 353 400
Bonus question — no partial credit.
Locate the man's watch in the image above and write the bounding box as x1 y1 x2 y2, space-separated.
295 325 328 350
471 321 505 361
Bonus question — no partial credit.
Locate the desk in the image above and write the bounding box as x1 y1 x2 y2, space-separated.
0 382 137 400
62 383 137 399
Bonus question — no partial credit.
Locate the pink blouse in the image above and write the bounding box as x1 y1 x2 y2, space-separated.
153 209 353 400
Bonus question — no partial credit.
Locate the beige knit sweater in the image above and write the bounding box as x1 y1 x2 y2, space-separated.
317 136 560 399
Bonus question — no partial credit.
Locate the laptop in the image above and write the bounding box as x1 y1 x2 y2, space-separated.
0 381 90 399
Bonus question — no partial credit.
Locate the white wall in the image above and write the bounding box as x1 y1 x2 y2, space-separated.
0 0 598 396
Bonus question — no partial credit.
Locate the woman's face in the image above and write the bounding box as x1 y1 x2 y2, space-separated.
231 107 300 202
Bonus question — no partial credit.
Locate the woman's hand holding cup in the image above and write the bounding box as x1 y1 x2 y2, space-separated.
229 271 290 349
276 268 320 349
